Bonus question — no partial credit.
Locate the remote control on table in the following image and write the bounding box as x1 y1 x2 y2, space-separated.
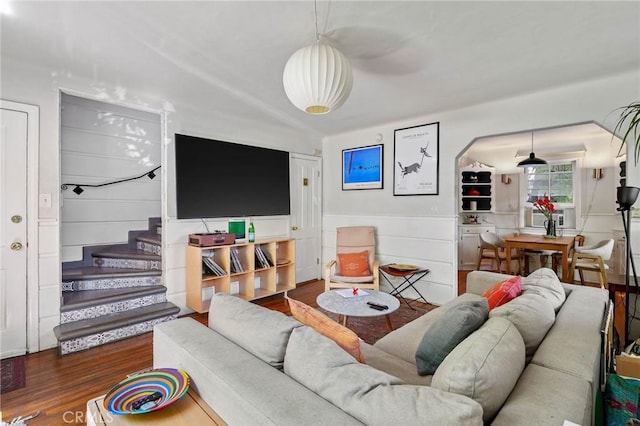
367 301 388 310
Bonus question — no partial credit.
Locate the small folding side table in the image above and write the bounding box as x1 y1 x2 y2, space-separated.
379 264 430 309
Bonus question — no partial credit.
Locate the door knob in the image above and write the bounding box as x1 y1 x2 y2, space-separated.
11 242 23 251
11 215 22 223
291 226 298 231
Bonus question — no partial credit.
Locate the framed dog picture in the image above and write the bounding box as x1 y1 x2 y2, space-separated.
393 122 439 195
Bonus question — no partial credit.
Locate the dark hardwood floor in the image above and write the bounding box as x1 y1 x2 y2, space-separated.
0 276 464 425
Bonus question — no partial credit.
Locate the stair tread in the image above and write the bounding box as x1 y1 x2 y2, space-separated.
54 302 180 340
61 286 167 311
137 232 161 244
63 266 162 281
94 248 161 261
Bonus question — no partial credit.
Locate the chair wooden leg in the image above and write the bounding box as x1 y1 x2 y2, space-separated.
578 269 585 286
524 256 530 275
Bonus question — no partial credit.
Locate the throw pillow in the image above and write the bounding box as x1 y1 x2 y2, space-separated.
431 317 526 421
415 299 489 376
521 268 566 311
489 292 556 362
287 297 364 362
337 250 371 277
482 276 523 310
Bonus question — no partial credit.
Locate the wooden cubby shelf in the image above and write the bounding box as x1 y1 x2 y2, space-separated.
186 238 296 313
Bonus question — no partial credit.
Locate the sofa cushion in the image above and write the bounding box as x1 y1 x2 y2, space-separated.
482 275 522 310
492 363 591 426
287 297 364 362
374 293 483 365
208 293 301 369
522 268 566 311
531 284 608 386
360 342 432 386
154 318 363 425
285 326 484 426
490 292 556 362
337 250 371 276
415 299 489 375
431 317 526 422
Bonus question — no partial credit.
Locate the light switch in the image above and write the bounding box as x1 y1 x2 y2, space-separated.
39 193 52 208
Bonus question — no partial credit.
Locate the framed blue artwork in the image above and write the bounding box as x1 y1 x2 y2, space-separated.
342 144 383 190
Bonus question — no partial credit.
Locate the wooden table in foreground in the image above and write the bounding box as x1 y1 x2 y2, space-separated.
86 389 226 426
503 234 575 282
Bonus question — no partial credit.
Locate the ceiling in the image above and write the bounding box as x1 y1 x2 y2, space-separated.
2 1 639 142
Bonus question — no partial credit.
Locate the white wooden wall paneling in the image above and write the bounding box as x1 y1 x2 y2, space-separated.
61 94 161 262
322 214 457 305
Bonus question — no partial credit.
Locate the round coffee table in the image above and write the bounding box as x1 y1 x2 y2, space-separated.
316 290 400 330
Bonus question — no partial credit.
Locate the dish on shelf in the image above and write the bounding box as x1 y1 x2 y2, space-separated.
103 368 190 415
388 263 419 271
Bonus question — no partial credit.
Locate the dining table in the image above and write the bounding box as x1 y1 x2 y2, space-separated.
503 234 576 282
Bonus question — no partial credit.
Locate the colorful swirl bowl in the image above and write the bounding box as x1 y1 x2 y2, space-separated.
102 368 190 415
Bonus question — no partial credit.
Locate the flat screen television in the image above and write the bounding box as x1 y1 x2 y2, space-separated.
175 134 290 219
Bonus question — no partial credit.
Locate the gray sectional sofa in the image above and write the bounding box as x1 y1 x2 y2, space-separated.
153 268 608 425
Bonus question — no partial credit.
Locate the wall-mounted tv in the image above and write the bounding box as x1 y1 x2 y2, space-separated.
175 134 290 219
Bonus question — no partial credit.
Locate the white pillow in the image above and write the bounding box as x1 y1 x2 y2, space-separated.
522 268 566 311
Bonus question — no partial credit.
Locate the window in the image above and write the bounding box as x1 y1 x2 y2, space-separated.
524 161 575 205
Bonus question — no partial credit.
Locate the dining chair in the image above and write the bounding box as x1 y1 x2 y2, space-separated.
568 239 614 289
476 232 524 275
550 234 585 276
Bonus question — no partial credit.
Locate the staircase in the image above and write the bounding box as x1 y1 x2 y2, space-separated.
54 218 180 355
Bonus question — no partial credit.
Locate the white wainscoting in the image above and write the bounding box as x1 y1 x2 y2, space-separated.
38 219 60 350
323 214 458 305
163 216 291 312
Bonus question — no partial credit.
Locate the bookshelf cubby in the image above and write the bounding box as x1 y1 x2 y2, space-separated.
186 238 296 313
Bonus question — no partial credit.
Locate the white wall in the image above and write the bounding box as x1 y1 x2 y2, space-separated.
323 70 640 305
1 57 323 350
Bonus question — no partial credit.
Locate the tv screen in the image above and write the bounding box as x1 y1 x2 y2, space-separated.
175 134 290 219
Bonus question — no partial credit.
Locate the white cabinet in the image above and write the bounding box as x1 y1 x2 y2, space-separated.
460 163 495 213
459 225 496 270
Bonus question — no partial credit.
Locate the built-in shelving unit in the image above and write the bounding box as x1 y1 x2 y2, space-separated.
186 238 296 313
460 163 495 213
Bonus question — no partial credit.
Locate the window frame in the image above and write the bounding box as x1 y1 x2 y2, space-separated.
522 160 577 209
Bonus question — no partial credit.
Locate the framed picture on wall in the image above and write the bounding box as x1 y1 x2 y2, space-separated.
393 122 439 195
342 144 383 190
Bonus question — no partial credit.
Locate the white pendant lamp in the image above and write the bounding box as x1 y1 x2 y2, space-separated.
282 1 353 114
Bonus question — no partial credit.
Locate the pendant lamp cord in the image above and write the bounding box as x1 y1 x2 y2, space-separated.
314 0 320 42
531 132 534 153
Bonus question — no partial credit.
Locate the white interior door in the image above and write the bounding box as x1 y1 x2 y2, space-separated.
0 104 28 358
290 154 322 282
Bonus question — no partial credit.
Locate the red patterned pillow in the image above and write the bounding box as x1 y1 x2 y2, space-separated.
482 276 522 310
337 250 371 277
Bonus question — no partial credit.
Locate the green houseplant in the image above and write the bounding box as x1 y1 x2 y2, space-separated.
614 101 640 164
